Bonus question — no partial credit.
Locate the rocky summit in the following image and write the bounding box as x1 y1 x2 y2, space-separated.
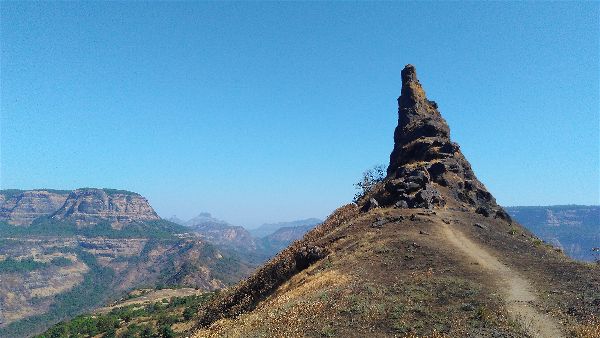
0 190 70 226
51 188 160 227
362 64 510 222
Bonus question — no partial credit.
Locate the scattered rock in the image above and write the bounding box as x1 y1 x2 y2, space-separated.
475 206 491 217
494 208 512 223
473 223 487 230
294 246 326 271
394 200 409 209
419 230 430 235
371 218 387 228
461 303 475 311
361 198 380 212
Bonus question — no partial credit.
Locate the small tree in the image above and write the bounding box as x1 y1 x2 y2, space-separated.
353 164 386 203
159 325 176 338
183 306 196 320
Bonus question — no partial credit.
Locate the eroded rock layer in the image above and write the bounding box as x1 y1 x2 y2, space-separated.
0 190 69 226
51 188 160 227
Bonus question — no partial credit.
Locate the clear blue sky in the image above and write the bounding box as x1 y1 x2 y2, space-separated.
1 2 598 227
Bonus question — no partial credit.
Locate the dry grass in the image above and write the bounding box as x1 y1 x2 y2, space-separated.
191 204 599 337
572 316 600 338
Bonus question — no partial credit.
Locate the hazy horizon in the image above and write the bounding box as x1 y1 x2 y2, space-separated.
2 2 598 227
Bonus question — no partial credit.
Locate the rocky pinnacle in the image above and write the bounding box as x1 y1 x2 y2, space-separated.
363 65 511 222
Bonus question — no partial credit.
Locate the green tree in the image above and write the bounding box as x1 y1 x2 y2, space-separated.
183 306 195 320
353 164 386 202
159 325 175 338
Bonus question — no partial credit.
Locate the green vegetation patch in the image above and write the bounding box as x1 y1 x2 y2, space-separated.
0 189 71 199
36 293 215 338
0 256 72 273
0 257 47 273
0 219 188 239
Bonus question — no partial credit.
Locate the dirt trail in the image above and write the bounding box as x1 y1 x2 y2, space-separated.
440 223 564 338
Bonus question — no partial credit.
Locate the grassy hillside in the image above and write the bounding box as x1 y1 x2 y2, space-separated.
191 205 600 337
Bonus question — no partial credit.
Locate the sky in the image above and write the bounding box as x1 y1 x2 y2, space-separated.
1 2 598 227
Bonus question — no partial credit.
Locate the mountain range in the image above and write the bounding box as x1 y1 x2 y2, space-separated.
506 205 599 262
0 189 322 337
0 189 257 337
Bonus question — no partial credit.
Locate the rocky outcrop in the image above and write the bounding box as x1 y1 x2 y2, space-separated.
0 190 69 226
362 65 510 222
182 213 258 252
51 188 160 227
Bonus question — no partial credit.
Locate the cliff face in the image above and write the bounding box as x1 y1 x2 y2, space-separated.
364 65 510 221
51 188 160 227
0 190 69 226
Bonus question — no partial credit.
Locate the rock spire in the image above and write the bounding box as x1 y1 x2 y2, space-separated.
362 65 510 221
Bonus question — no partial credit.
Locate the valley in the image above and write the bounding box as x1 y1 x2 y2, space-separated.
0 189 321 337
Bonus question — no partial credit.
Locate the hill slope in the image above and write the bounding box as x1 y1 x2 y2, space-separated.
191 65 600 338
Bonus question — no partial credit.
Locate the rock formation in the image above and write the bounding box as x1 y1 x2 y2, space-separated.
0 190 69 226
361 65 511 221
51 188 160 227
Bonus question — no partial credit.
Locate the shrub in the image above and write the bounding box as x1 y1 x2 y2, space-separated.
159 325 175 338
353 164 386 202
183 306 196 320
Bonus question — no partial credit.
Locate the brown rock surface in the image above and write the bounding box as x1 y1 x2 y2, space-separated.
51 188 160 226
0 190 69 226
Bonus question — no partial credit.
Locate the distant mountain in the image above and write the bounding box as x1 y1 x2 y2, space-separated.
259 223 317 256
249 218 321 238
506 205 600 262
167 215 186 225
184 212 230 228
169 213 257 252
51 188 160 227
